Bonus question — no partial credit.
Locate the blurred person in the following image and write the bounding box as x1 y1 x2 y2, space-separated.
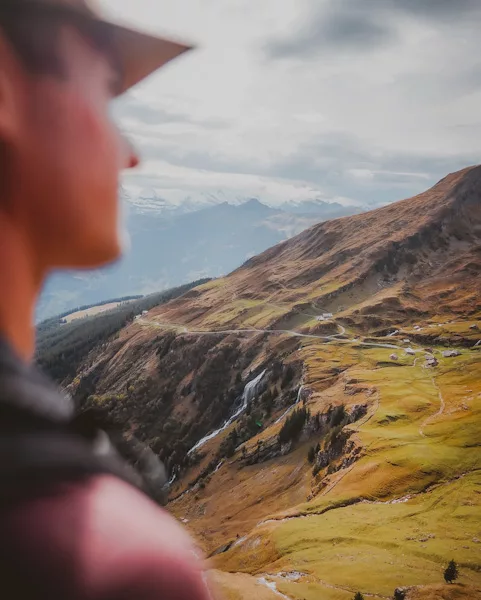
0 1 212 598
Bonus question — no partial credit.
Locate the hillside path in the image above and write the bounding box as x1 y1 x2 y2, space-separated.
419 375 446 437
137 318 401 351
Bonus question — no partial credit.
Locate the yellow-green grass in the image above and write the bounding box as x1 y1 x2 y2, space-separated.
166 298 480 598
196 278 228 291
275 581 354 600
429 321 480 339
197 299 288 330
64 301 126 322
208 570 282 600
302 351 481 513
242 306 288 329
306 280 348 299
200 302 254 328
267 471 481 599
273 314 320 333
213 348 481 598
218 472 481 598
175 443 312 554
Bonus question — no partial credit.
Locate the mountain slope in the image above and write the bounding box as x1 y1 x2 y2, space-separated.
150 165 481 335
41 166 481 599
37 200 331 321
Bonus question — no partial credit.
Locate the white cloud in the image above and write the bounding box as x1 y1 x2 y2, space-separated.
348 169 431 181
121 158 349 207
101 0 481 209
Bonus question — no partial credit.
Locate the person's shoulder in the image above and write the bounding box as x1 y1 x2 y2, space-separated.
75 475 213 599
83 474 196 555
7 474 212 600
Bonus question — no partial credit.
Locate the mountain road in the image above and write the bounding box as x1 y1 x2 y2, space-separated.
137 318 401 351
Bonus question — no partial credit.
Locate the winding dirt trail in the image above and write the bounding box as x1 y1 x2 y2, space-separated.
138 318 400 350
419 375 446 437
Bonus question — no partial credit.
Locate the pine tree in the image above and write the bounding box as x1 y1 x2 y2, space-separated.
278 406 308 444
444 559 459 583
281 364 295 388
353 593 364 600
307 445 316 464
330 403 346 427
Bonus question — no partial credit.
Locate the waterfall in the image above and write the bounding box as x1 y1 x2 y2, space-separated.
188 370 267 455
274 385 303 425
213 459 224 474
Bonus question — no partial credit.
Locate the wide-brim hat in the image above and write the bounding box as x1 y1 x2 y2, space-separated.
0 0 193 96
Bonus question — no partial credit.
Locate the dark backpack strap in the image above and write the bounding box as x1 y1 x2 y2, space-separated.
0 340 168 505
0 430 143 499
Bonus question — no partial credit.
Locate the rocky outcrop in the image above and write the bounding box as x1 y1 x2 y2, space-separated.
311 404 367 476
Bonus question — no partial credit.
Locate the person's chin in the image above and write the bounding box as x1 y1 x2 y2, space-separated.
62 238 123 270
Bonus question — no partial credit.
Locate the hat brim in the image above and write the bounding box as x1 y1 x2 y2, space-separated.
103 21 193 96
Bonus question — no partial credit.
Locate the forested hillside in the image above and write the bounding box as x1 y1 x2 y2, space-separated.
36 279 210 382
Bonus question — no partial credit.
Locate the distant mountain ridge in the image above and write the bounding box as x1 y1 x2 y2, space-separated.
124 188 364 218
278 198 364 217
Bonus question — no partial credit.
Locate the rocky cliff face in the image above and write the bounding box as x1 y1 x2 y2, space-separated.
69 323 304 479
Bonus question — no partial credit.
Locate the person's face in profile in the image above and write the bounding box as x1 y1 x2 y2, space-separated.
0 15 138 272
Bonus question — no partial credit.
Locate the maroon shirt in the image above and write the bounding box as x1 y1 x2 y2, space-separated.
0 339 212 600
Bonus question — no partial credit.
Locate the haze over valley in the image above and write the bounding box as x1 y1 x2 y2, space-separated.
38 197 363 321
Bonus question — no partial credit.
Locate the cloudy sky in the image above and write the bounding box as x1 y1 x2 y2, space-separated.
101 0 481 208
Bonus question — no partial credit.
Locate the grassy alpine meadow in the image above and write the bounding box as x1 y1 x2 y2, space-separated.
212 345 481 598
271 470 480 598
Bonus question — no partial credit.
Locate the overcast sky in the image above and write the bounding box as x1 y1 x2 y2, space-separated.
101 0 481 208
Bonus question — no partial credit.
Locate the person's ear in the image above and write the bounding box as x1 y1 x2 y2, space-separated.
0 33 25 144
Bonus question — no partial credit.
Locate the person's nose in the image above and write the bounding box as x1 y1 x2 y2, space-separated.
127 143 140 169
120 133 140 170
